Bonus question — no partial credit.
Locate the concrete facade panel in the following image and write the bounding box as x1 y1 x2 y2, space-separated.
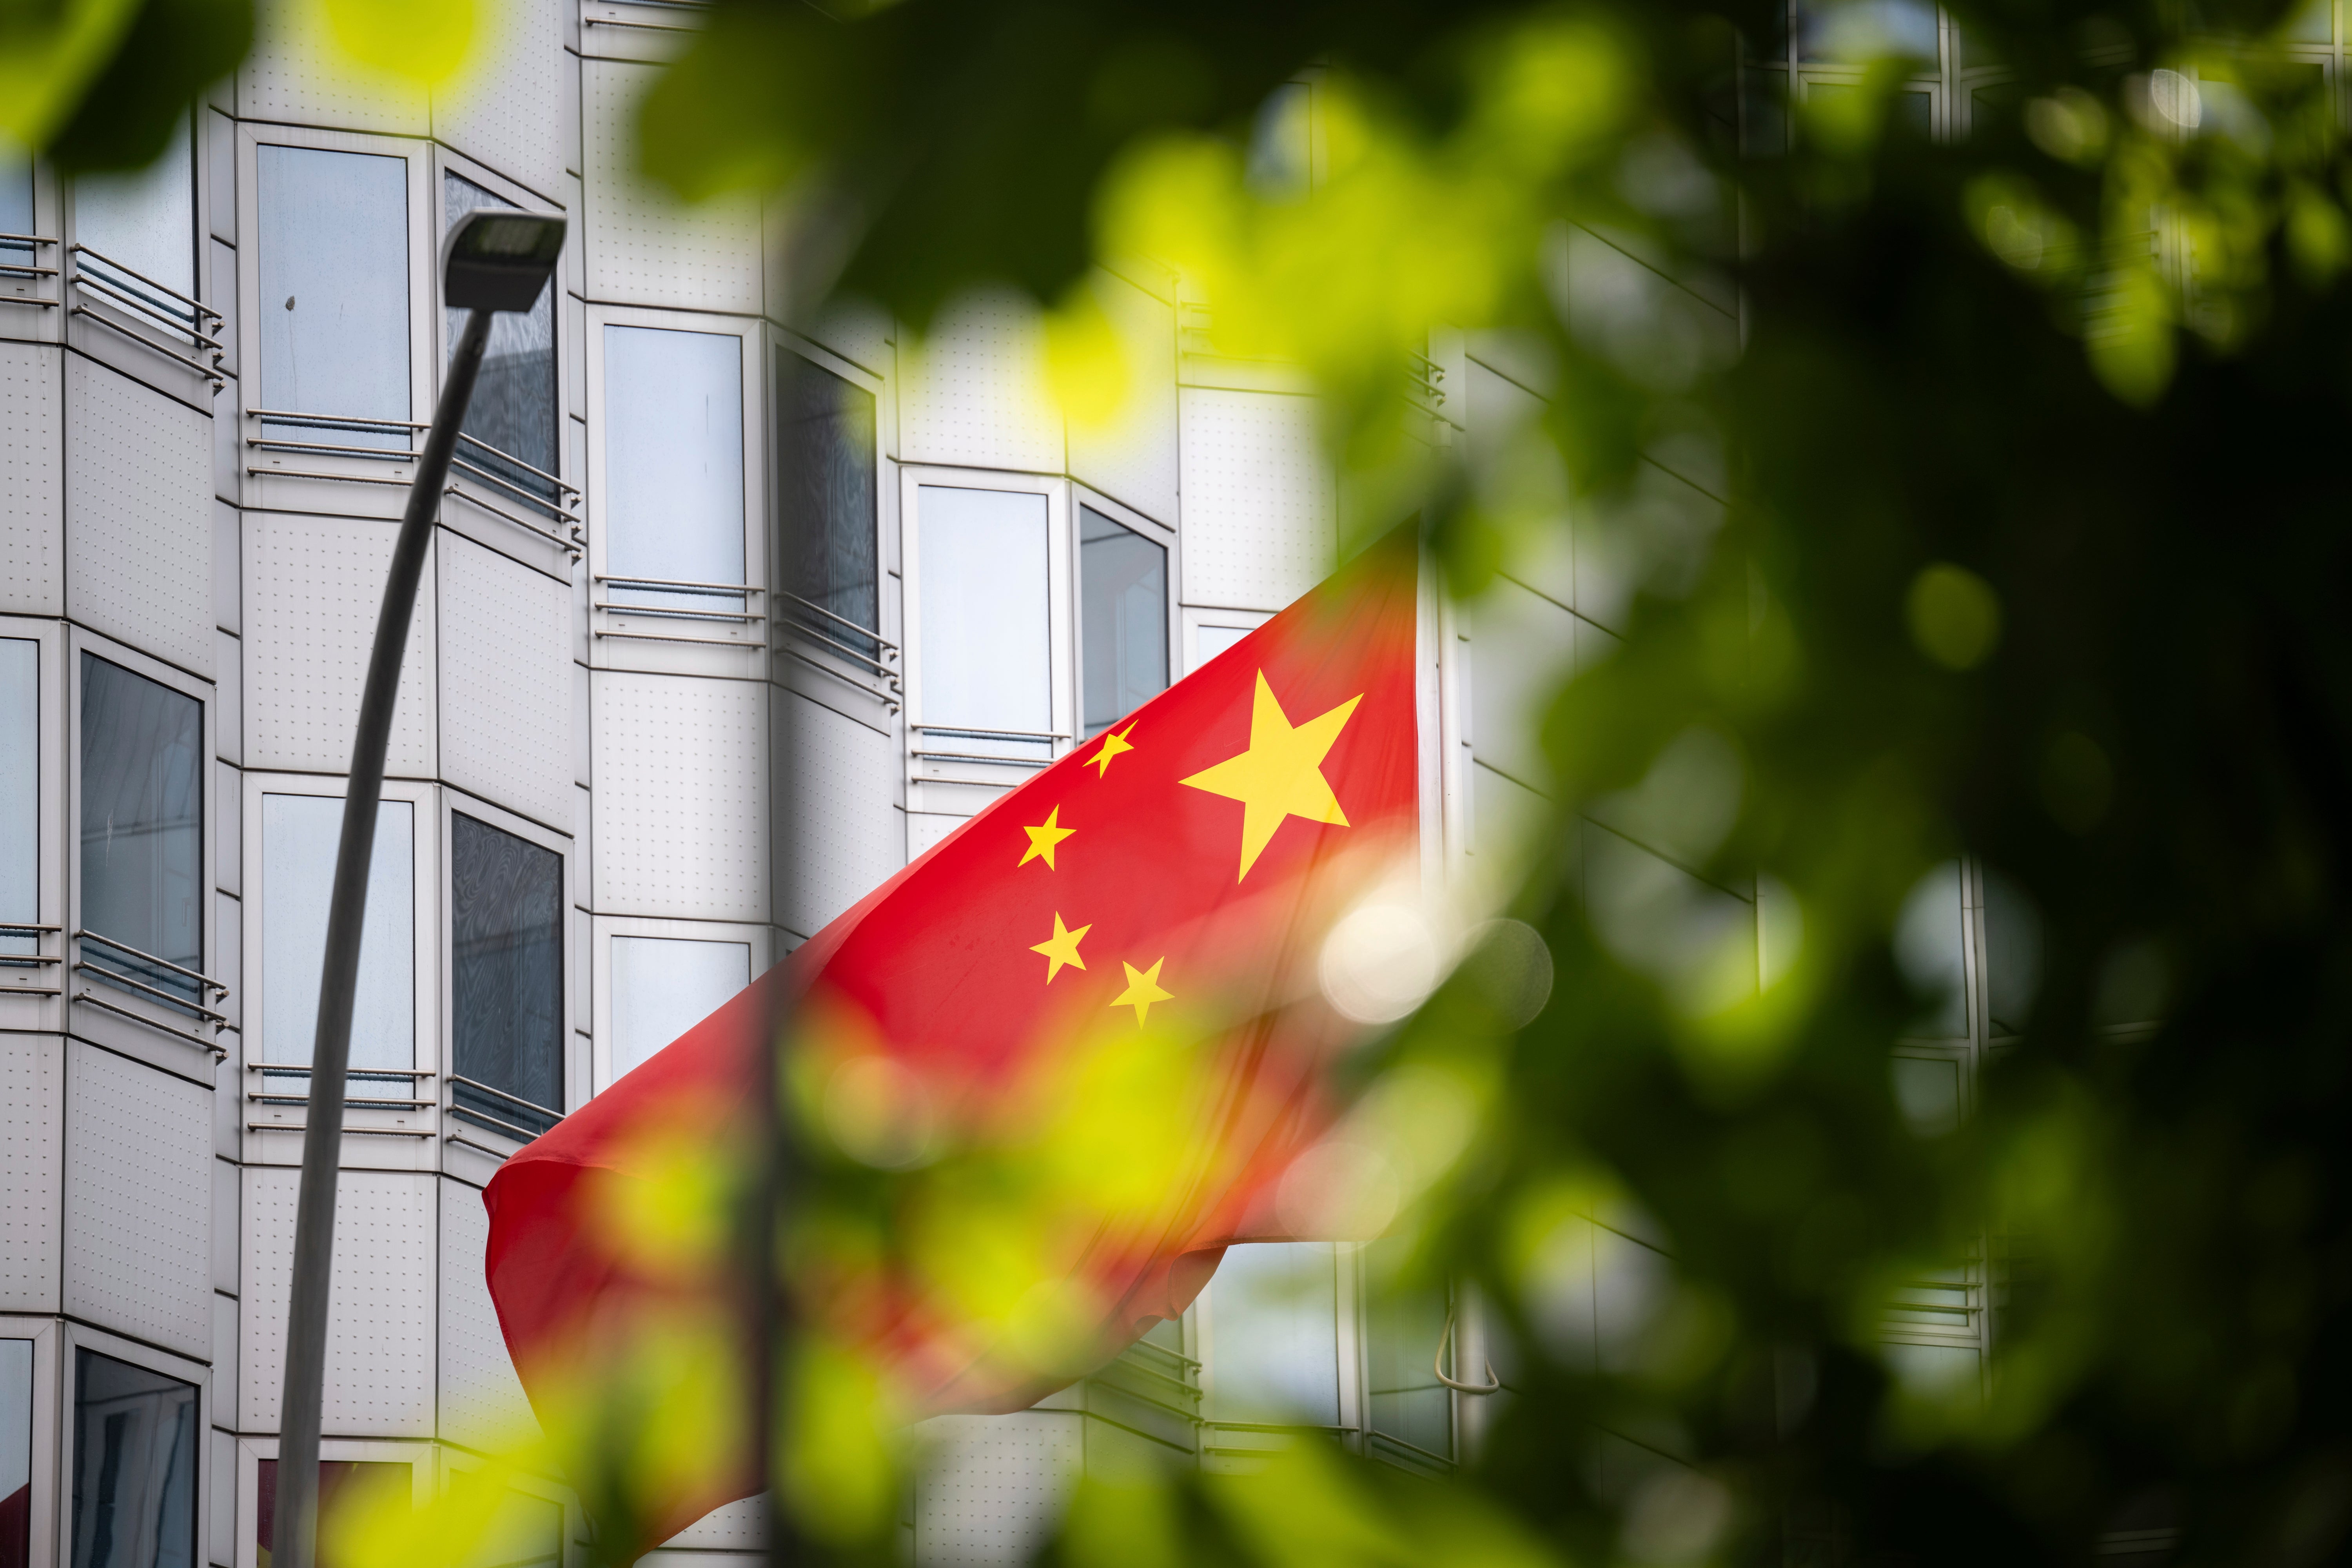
1177 388 1332 613
440 531 572 829
244 514 436 775
432 0 569 202
581 60 761 314
238 2 430 135
0 340 61 615
64 1040 213 1358
899 289 1064 476
912 1411 1082 1568
775 689 901 938
1067 270 1179 527
0 1033 62 1312
65 356 214 677
591 670 766 921
438 1176 539 1452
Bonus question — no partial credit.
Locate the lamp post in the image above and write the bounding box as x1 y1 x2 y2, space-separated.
273 207 567 1568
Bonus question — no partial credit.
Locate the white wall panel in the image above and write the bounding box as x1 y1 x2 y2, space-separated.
664 1497 766 1551
776 690 900 938
438 1176 540 1452
1467 577 1575 793
905 812 959 864
441 531 572 828
243 1166 436 1436
1463 359 1573 610
432 0 568 201
238 0 430 135
898 289 1063 474
245 514 436 775
1472 759 1549 868
63 1041 212 1358
65 356 213 677
0 1034 62 1312
913 1413 1082 1568
1177 388 1332 613
0 341 61 615
581 60 760 314
1067 271 1178 525
592 671 766 920
1580 820 1755 1012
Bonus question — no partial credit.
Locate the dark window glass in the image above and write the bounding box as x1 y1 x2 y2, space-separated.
80 654 203 1007
775 348 878 659
452 813 563 1139
2 1339 29 1568
256 146 408 447
444 173 559 511
1079 506 1168 739
71 1349 197 1568
256 1458 409 1568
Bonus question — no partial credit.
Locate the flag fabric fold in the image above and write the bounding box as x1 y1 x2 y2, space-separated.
483 535 1423 1546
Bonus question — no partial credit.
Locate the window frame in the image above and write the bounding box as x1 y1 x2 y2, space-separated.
1071 481 1179 740
64 626 221 1078
238 773 442 1154
235 1437 434 1568
589 913 771 1094
430 146 580 571
897 464 1075 814
584 301 768 683
234 122 435 523
58 1322 209 1568
0 616 66 1020
440 793 578 1163
0 1317 63 1568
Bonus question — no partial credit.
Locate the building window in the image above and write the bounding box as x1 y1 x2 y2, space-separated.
256 1458 407 1568
80 654 202 1006
443 173 559 511
776 348 879 658
1 641 34 962
2 1339 29 1566
73 112 196 299
609 935 748 1083
256 145 408 445
69 1348 198 1568
1364 1239 1453 1466
1 152 35 305
916 485 1052 762
1078 505 1167 738
1210 1242 1341 1426
602 324 743 612
260 795 414 1076
451 813 563 1139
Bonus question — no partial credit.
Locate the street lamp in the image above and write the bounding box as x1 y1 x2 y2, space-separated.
273 206 568 1568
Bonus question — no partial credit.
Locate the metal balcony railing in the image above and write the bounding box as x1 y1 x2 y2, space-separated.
449 1074 564 1142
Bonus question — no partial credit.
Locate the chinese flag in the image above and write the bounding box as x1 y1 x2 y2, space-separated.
482 534 1421 1546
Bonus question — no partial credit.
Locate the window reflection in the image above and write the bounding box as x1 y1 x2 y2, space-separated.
452 814 563 1139
1 153 35 301
80 654 202 1005
916 485 1051 760
257 146 408 446
0 641 33 962
609 935 748 1083
73 113 196 299
777 349 879 660
70 1349 197 1568
1078 506 1167 739
1 1339 28 1568
261 795 414 1075
444 173 558 507
603 325 744 613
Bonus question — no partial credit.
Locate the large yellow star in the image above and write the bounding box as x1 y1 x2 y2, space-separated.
1087 723 1136 779
1111 958 1172 1025
1018 806 1075 870
1178 671 1362 881
1029 912 1091 983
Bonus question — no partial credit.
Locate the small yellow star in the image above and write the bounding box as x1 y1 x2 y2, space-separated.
1087 723 1137 779
1029 912 1091 983
1179 671 1361 881
1110 958 1173 1025
1018 806 1076 870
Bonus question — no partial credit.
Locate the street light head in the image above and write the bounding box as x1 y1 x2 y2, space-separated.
443 208 566 313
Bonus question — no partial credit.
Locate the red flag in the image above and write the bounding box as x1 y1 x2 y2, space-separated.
482 536 1421 1545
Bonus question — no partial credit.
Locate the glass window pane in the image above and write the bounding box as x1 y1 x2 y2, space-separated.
261 795 414 1074
1890 1054 1961 1136
257 145 408 437
1196 623 1253 669
603 325 743 612
1 641 34 960
71 1348 198 1568
452 813 563 1138
80 654 202 1003
1363 1237 1452 1461
2285 0 2334 42
256 1458 409 1568
1210 1242 1340 1426
1 1339 29 1567
1893 859 1965 1039
1 153 34 294
443 173 557 494
1798 0 1938 62
73 113 195 299
1078 506 1167 739
777 349 879 656
916 485 1050 758
610 935 749 1082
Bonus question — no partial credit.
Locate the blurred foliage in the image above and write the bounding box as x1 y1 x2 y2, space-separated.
31 0 2352 1560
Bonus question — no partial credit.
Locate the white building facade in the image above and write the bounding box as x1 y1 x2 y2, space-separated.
0 2 1832 1565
